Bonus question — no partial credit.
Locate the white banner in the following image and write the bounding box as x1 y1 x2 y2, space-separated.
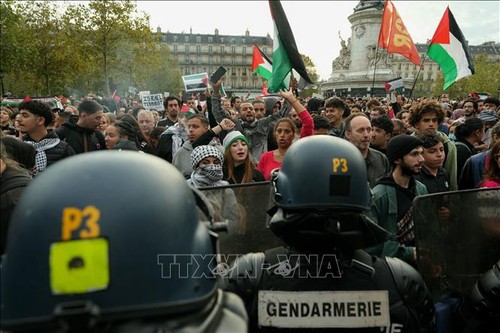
141 93 164 111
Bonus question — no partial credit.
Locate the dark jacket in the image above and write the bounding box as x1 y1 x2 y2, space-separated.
367 175 428 263
1 167 32 255
414 165 450 194
55 115 105 154
223 163 266 184
0 136 36 170
459 150 490 189
366 148 391 188
1 124 18 136
455 139 477 181
24 131 75 170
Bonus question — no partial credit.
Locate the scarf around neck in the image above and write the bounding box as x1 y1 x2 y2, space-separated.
190 164 226 188
25 137 60 175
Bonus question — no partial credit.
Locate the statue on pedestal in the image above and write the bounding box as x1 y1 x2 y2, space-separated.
332 32 351 71
366 45 391 69
354 0 384 12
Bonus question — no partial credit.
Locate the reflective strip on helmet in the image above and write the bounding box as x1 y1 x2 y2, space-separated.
50 238 110 295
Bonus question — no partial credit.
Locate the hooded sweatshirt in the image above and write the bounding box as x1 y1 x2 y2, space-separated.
55 115 105 154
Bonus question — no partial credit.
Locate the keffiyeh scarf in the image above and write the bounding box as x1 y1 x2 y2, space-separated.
25 138 60 175
163 124 188 157
190 164 225 188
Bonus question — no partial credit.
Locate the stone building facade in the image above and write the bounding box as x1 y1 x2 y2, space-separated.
157 27 272 95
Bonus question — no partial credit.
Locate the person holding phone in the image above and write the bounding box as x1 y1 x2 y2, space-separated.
212 78 312 163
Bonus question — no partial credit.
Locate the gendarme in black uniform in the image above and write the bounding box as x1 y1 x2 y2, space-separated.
221 136 435 332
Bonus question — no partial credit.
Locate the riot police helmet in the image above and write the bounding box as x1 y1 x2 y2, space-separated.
271 135 370 211
269 136 385 252
1 151 218 331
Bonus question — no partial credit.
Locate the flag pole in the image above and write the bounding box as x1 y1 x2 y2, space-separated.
408 53 427 100
371 45 380 97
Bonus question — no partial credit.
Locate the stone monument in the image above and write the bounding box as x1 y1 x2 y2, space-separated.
322 0 402 97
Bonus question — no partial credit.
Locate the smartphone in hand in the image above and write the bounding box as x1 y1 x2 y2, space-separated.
210 66 227 84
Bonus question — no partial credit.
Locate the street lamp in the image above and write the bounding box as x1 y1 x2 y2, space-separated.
0 69 4 97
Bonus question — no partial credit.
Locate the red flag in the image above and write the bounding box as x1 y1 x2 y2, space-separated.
180 103 190 113
111 90 120 103
378 0 421 66
261 82 270 96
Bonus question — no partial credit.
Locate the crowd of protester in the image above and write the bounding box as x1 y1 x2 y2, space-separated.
1 88 499 265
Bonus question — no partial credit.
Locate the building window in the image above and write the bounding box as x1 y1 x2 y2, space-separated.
243 46 247 55
398 63 401 70
208 37 213 43
173 44 177 53
196 55 200 64
220 46 225 53
231 38 235 44
243 57 247 66
428 64 433 70
220 37 224 43
185 44 189 53
263 47 268 55
242 38 246 44
209 46 213 54
197 66 201 73
196 36 201 43
184 35 189 43
232 57 236 65
232 46 236 54
173 35 178 42
208 55 212 64
405 64 409 70
196 45 201 54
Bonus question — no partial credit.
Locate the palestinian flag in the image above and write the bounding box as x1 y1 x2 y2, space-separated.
252 44 272 80
267 0 312 93
385 77 404 92
182 73 209 92
427 7 474 90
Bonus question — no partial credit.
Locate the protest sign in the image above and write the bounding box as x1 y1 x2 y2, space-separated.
141 93 164 110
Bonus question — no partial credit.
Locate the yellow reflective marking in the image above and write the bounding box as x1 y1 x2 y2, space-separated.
332 158 349 173
50 238 109 295
61 206 101 240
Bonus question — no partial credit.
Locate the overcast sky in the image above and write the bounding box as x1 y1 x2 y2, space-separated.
136 1 499 80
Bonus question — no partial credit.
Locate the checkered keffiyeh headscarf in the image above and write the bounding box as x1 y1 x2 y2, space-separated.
25 138 60 175
190 145 225 188
190 145 224 169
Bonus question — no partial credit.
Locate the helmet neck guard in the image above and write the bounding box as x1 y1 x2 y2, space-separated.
268 208 388 256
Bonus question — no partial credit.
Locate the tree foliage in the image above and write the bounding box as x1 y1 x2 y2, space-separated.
431 54 500 99
1 0 181 98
